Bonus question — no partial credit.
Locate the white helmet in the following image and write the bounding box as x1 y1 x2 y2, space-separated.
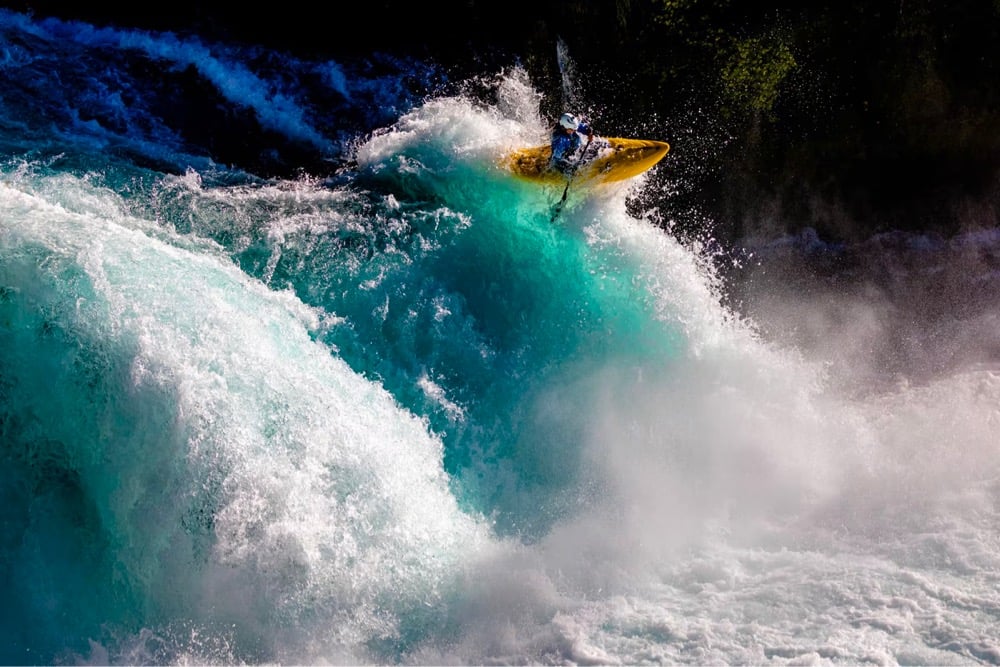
558 112 580 130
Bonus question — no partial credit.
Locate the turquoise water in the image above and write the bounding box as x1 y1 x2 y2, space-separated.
2 11 1000 665
0 44 694 661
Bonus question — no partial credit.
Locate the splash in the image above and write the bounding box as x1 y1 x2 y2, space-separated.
556 37 580 112
0 178 491 663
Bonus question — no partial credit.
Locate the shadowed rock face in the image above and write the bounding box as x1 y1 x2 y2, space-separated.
8 0 999 245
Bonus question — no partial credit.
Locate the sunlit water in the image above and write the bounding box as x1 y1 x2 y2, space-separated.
1 10 999 665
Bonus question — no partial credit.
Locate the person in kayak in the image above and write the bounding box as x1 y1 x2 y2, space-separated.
550 112 594 173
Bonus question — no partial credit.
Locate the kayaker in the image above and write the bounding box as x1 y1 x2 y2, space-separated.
550 112 594 173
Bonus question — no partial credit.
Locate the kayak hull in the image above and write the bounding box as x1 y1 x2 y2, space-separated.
504 137 670 185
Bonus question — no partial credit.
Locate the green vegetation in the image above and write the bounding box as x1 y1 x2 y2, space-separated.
720 36 796 117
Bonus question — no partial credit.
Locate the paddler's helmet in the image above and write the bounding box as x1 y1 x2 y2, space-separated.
558 112 580 130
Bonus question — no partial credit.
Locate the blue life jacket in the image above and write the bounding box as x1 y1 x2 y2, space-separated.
550 122 592 172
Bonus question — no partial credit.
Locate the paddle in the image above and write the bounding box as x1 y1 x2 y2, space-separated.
550 134 594 223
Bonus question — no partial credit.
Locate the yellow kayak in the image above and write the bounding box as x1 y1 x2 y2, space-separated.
503 137 670 185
